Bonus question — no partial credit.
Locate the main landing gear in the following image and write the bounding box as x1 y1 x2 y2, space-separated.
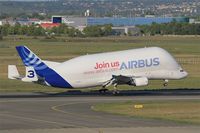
163 79 169 87
112 83 120 95
99 83 120 95
99 88 109 93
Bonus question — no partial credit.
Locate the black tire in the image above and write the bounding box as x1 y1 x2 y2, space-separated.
99 89 108 93
163 83 168 86
112 90 120 95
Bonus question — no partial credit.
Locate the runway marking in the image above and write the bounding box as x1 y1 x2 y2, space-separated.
51 101 176 127
51 101 141 123
51 102 111 132
0 98 129 129
50 99 200 127
51 102 126 127
51 102 110 119
51 102 105 120
0 113 79 128
0 104 102 132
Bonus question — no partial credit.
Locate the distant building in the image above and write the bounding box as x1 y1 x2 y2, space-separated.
29 18 43 25
189 18 200 24
52 16 87 27
52 16 62 23
51 16 189 27
15 18 29 25
1 18 16 26
40 23 60 29
87 17 189 26
112 26 140 36
84 9 90 17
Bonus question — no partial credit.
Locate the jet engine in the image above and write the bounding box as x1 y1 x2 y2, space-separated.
129 77 148 86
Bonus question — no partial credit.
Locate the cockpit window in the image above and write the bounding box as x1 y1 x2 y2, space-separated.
180 70 184 72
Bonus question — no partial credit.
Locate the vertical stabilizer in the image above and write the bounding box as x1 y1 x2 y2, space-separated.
15 45 72 88
16 46 48 77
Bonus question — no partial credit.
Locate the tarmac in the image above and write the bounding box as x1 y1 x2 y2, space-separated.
0 90 200 133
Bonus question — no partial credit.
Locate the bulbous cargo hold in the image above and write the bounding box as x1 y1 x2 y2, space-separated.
55 47 188 88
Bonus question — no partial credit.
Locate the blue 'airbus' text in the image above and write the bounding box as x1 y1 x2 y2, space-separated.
120 57 160 70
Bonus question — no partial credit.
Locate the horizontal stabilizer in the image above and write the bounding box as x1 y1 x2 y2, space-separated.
8 65 21 79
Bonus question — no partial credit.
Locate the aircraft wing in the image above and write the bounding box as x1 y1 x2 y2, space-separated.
102 75 148 88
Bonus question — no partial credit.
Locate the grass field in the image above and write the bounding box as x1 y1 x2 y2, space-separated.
93 100 200 125
0 35 200 92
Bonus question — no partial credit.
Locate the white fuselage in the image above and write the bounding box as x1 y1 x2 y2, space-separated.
51 47 187 88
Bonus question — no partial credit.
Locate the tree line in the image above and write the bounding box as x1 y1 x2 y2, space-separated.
1 22 200 39
0 23 113 38
138 22 200 35
0 23 45 36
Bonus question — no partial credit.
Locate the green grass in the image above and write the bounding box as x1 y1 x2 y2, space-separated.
93 100 200 125
0 35 200 92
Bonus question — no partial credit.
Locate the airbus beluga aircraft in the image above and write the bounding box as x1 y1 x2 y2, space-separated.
8 46 188 93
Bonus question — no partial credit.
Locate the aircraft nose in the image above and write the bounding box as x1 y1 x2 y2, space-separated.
185 71 188 77
182 71 188 78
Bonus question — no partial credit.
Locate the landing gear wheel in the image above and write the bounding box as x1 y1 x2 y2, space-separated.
113 83 119 95
112 90 120 95
163 83 168 87
163 79 169 87
99 88 108 93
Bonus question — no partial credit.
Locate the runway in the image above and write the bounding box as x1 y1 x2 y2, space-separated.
0 94 200 133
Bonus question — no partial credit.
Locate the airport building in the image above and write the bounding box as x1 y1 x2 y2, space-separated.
0 16 189 27
52 16 87 27
52 16 189 27
51 16 189 35
87 17 189 26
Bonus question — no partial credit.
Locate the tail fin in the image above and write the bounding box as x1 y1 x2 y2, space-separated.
15 46 72 88
16 46 48 77
16 46 48 70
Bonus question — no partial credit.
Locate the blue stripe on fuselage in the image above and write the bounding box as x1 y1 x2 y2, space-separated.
36 67 73 88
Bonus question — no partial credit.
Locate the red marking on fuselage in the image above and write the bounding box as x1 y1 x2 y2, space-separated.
94 61 120 69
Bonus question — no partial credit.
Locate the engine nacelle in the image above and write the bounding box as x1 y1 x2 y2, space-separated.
129 77 148 86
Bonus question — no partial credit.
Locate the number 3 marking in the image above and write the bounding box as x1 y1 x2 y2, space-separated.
27 70 35 78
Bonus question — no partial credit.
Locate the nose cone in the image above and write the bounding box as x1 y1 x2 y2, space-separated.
181 71 188 78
